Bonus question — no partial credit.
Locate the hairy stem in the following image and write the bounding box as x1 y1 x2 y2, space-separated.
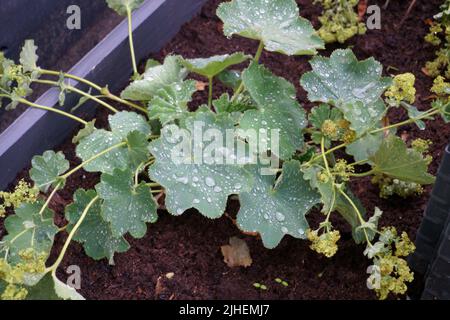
309 106 442 165
34 79 119 113
40 69 102 91
127 6 139 78
18 98 87 125
38 182 62 216
254 41 265 63
208 77 214 108
40 70 147 113
337 187 372 246
231 41 264 102
61 142 127 180
49 196 99 273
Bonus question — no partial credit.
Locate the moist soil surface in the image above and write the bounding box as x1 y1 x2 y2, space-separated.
1 0 449 300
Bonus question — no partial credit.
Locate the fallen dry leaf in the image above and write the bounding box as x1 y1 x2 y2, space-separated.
196 81 207 91
358 0 368 19
221 237 253 268
421 67 430 77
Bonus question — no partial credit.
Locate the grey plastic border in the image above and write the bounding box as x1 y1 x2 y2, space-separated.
0 0 207 189
409 143 450 299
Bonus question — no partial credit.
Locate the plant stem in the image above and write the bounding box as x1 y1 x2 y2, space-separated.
134 159 155 187
208 77 213 108
321 137 331 175
309 107 441 165
146 182 161 187
254 41 265 63
337 187 372 245
231 41 264 102
40 69 147 113
38 183 62 216
349 159 369 167
127 6 139 78
49 196 99 273
61 142 127 180
34 79 119 113
18 98 87 125
370 108 440 134
348 169 376 178
101 87 148 114
40 69 102 91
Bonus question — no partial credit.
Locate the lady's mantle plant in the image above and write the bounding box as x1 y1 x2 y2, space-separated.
0 0 446 300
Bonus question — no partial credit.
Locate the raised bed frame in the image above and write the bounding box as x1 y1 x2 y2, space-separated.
410 144 450 300
0 0 208 190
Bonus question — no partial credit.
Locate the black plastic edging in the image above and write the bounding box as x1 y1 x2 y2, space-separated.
422 218 450 299
0 0 208 190
409 143 450 299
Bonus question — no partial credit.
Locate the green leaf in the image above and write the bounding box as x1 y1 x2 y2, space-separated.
109 111 151 138
300 49 392 106
1 202 58 264
76 112 150 174
121 56 187 101
72 120 96 144
145 58 160 71
217 0 324 56
26 273 84 300
308 104 344 147
213 93 256 114
96 169 158 238
309 103 343 129
126 131 150 168
340 100 386 136
20 40 39 73
402 103 432 130
217 70 242 91
66 189 130 264
237 160 320 249
302 165 334 214
71 88 92 113
346 131 383 162
180 53 250 78
239 63 307 159
148 111 252 219
76 129 128 174
370 135 435 184
148 80 196 125
106 0 144 15
30 151 69 192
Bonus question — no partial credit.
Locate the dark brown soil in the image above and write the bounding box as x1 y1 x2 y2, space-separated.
1 0 449 300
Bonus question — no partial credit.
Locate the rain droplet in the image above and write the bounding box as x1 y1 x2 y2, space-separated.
275 212 285 222
205 177 215 187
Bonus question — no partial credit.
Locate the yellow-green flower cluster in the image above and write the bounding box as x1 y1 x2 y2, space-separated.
424 4 450 79
307 229 341 258
372 175 424 199
431 76 450 96
321 119 339 139
0 179 39 217
314 0 366 44
365 227 415 300
332 159 354 182
385 73 416 107
426 49 450 79
425 23 444 46
0 249 48 300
